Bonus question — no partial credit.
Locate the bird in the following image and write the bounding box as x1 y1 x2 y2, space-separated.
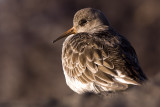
53 8 147 94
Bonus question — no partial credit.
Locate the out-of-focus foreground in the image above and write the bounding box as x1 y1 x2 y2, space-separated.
0 0 160 107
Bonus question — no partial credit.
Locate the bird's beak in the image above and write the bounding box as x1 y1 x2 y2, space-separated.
53 27 77 43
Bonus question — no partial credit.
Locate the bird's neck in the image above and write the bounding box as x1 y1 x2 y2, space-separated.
88 25 109 34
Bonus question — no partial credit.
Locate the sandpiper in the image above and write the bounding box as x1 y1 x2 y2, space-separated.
53 8 147 94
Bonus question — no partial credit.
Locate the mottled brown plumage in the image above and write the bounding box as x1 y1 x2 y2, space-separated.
53 8 147 94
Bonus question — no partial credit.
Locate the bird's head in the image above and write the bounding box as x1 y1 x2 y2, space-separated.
53 8 110 43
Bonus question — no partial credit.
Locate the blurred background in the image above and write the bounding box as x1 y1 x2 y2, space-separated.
0 0 160 107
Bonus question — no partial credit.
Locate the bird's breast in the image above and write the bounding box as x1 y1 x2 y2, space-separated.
61 34 100 93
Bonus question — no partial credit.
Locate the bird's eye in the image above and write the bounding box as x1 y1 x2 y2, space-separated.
79 19 87 26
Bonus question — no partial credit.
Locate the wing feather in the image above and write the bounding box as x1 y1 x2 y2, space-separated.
93 49 102 59
83 68 95 81
86 60 98 73
103 58 114 69
94 59 103 65
77 76 87 84
95 71 113 83
98 66 117 76
84 47 94 61
78 54 86 67
71 53 78 64
63 33 143 91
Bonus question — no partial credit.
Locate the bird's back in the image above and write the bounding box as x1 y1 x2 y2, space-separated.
62 26 147 94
